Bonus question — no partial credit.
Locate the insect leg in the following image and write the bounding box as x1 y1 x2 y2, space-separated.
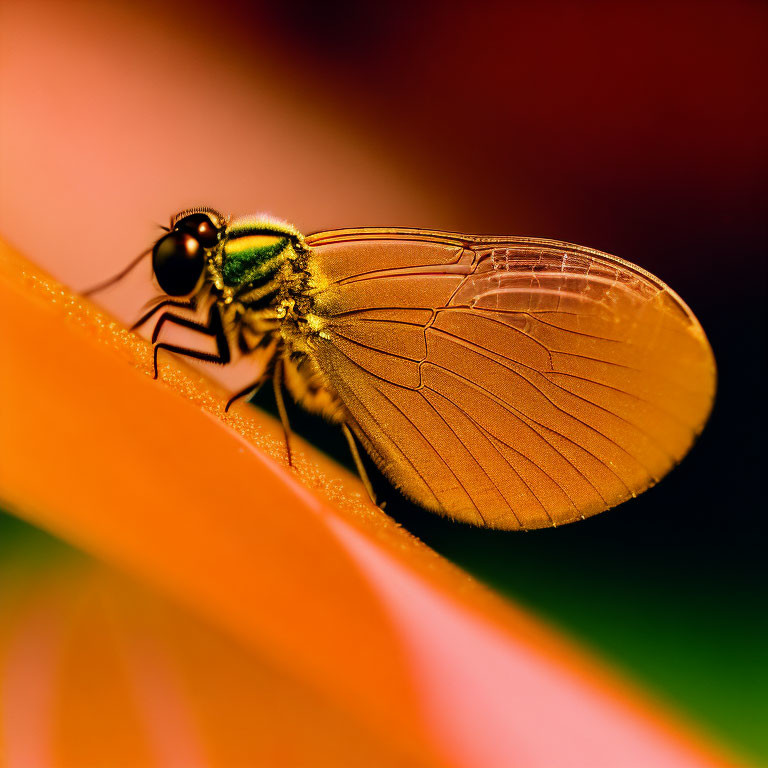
224 378 267 413
152 341 231 379
131 297 197 331
151 310 220 344
152 303 230 378
272 358 293 467
341 423 379 507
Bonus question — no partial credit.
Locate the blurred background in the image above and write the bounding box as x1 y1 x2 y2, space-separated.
1 0 765 763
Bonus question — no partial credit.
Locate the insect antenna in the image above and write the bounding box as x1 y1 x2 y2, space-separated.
81 247 153 297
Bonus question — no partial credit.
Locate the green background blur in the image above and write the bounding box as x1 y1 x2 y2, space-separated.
1 0 765 764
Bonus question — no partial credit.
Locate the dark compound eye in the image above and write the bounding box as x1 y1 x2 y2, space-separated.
152 231 205 296
173 213 220 248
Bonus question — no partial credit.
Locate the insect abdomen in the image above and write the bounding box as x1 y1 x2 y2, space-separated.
282 351 348 423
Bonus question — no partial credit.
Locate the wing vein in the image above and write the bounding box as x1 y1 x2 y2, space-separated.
431 327 665 476
331 329 422 363
424 388 536 527
419 390 511 525
327 332 615 509
466 305 623 342
330 369 443 509
442 308 555 370
545 371 697 431
427 386 583 519
426 361 614 506
371 382 487 525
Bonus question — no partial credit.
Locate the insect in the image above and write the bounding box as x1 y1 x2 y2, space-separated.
86 207 716 530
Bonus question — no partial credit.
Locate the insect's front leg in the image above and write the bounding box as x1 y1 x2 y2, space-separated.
225 377 268 413
152 301 231 379
131 296 198 331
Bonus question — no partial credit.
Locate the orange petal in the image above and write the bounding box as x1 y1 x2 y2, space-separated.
0 549 438 767
0 239 741 767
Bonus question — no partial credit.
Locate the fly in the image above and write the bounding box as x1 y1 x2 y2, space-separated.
85 207 716 531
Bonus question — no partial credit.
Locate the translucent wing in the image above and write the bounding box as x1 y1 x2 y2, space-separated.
304 229 716 530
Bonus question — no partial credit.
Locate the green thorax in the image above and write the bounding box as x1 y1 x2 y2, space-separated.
220 215 307 288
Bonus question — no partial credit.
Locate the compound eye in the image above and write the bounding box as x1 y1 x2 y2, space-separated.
174 213 220 248
152 231 205 296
